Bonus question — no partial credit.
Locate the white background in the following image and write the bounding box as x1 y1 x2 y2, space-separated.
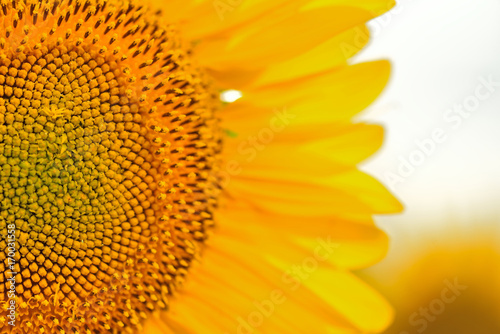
354 0 500 269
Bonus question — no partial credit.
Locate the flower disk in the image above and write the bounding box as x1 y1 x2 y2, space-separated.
0 1 222 333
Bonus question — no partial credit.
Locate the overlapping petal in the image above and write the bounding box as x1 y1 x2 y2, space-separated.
142 0 401 333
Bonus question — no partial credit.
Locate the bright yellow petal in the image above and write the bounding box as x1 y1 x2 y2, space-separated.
248 25 372 87
158 231 389 333
197 6 379 70
218 203 390 269
303 268 394 333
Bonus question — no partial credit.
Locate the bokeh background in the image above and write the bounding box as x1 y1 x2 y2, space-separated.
352 0 500 333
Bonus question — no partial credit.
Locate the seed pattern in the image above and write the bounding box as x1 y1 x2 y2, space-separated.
0 1 222 333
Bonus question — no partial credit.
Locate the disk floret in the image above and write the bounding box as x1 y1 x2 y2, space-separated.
0 1 222 333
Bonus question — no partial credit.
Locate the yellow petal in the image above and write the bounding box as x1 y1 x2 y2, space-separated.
210 24 373 89
303 268 394 332
244 60 390 109
221 123 385 190
326 169 403 216
183 0 308 40
158 243 360 333
304 0 395 12
221 61 390 130
198 6 378 70
218 204 390 269
248 25 372 88
302 123 385 165
229 167 400 218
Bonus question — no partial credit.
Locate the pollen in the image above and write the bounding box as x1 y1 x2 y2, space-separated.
0 1 222 333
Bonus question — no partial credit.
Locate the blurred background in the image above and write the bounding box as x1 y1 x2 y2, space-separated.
353 0 500 333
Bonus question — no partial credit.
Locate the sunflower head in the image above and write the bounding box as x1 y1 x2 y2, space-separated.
0 1 222 333
0 0 404 333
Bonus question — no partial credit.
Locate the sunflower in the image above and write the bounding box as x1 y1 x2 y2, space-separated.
362 232 500 334
0 0 401 333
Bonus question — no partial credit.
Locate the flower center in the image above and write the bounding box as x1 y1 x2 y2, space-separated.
0 1 222 333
